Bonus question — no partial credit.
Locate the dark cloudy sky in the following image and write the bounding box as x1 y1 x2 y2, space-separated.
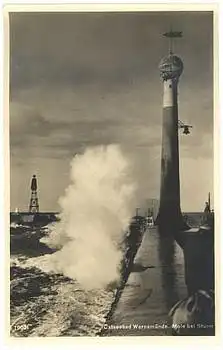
9 11 213 212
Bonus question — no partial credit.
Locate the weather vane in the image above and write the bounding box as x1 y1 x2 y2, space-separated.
163 29 183 54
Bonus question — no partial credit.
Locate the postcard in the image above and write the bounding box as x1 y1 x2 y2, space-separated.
2 2 220 346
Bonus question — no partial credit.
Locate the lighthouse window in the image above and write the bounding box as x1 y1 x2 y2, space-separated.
169 84 172 88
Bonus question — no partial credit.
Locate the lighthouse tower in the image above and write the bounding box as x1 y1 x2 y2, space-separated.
29 174 39 213
156 31 185 233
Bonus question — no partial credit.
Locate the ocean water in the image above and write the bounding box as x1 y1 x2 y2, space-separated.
10 224 186 337
10 225 116 337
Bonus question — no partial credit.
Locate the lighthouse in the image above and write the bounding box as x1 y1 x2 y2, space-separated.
29 174 39 213
156 31 185 234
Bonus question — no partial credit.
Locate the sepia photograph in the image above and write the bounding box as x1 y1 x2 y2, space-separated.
6 6 217 338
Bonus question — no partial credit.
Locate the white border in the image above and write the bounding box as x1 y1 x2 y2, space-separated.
1 1 222 350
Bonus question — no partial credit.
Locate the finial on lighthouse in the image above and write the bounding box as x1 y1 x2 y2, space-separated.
159 30 183 82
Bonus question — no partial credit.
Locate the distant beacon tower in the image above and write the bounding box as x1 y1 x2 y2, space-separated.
156 30 184 233
29 175 39 213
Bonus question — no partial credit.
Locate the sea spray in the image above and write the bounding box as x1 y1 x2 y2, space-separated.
40 145 137 290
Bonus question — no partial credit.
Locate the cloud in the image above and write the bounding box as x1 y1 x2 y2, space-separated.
9 11 214 211
10 12 213 90
10 102 70 152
